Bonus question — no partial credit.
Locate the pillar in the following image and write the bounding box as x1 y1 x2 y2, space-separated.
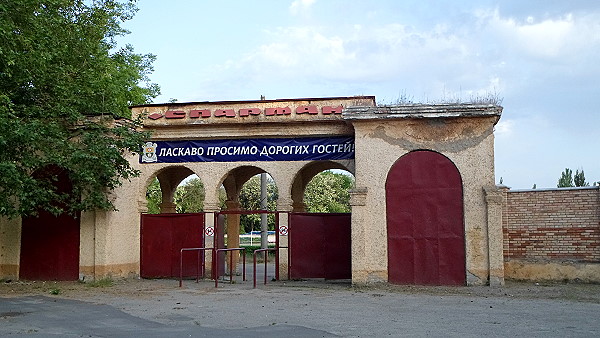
203 201 220 277
349 187 374 284
277 198 293 280
225 200 241 269
291 201 306 213
484 185 506 286
159 201 176 214
0 216 21 279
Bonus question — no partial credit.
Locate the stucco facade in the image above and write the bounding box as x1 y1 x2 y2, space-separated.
344 105 502 285
1 97 509 286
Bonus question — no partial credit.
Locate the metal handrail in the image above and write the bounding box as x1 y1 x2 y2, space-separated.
214 248 246 288
179 247 214 287
253 248 277 288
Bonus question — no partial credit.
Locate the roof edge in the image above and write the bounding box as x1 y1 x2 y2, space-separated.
343 103 502 120
130 96 376 109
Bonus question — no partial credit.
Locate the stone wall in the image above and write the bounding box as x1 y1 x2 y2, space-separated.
502 186 600 282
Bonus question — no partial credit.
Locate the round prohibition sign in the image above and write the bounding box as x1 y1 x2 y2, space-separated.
204 226 215 237
279 225 288 236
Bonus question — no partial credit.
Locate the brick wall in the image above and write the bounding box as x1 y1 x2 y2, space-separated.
502 187 600 262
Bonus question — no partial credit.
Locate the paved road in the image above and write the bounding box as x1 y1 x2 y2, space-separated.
1 279 599 337
0 295 331 337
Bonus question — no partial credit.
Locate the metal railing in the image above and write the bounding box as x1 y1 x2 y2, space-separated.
214 210 282 282
178 210 287 289
253 248 277 288
214 248 246 288
179 247 213 287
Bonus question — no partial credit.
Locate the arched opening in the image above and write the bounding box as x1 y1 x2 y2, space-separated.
140 166 206 279
144 166 205 214
386 150 465 285
288 161 354 280
20 166 80 280
290 160 353 212
303 170 354 213
238 173 278 244
218 166 278 270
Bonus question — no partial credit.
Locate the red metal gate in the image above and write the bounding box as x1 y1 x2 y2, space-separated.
19 169 80 281
386 150 465 285
289 213 351 279
140 213 205 278
20 211 80 280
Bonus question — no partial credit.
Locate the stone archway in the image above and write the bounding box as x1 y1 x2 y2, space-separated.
149 165 196 213
288 160 354 279
219 165 278 266
290 160 354 212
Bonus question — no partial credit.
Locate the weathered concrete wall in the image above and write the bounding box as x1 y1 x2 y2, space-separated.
346 106 501 285
502 186 600 282
0 217 21 279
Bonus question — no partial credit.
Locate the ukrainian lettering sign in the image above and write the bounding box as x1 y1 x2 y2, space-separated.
140 136 354 163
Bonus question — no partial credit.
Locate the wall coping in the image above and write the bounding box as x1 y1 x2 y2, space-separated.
343 103 502 120
506 186 599 193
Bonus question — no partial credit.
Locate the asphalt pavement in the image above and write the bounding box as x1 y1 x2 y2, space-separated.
1 278 600 337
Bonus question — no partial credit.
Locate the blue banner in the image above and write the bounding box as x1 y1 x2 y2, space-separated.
140 136 354 163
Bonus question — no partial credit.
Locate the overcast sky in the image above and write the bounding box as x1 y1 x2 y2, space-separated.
121 0 599 189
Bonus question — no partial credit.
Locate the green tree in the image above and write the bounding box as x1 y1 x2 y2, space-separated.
557 168 574 188
0 0 159 218
145 178 161 214
238 175 278 233
304 171 354 213
174 178 205 213
145 177 205 214
574 169 589 187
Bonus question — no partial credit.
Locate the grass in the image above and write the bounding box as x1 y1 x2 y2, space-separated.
85 277 114 288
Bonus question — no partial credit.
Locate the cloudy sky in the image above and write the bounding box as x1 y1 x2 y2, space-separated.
121 0 599 189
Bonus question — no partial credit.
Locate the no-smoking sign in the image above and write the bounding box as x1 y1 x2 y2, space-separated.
204 226 215 237
279 225 288 236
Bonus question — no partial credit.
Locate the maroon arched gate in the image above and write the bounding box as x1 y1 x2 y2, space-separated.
386 150 465 285
20 168 80 281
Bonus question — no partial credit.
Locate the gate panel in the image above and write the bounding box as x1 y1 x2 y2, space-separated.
290 214 325 278
171 216 204 277
140 213 204 278
20 211 80 280
19 169 79 281
324 214 351 279
386 150 465 285
290 213 351 279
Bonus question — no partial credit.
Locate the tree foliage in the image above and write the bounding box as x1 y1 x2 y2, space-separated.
145 177 205 214
304 171 354 213
174 178 205 213
558 168 590 188
145 178 161 214
557 168 574 188
0 0 159 218
238 175 278 233
574 169 589 187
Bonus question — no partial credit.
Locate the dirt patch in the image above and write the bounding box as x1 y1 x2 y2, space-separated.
2 278 600 304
